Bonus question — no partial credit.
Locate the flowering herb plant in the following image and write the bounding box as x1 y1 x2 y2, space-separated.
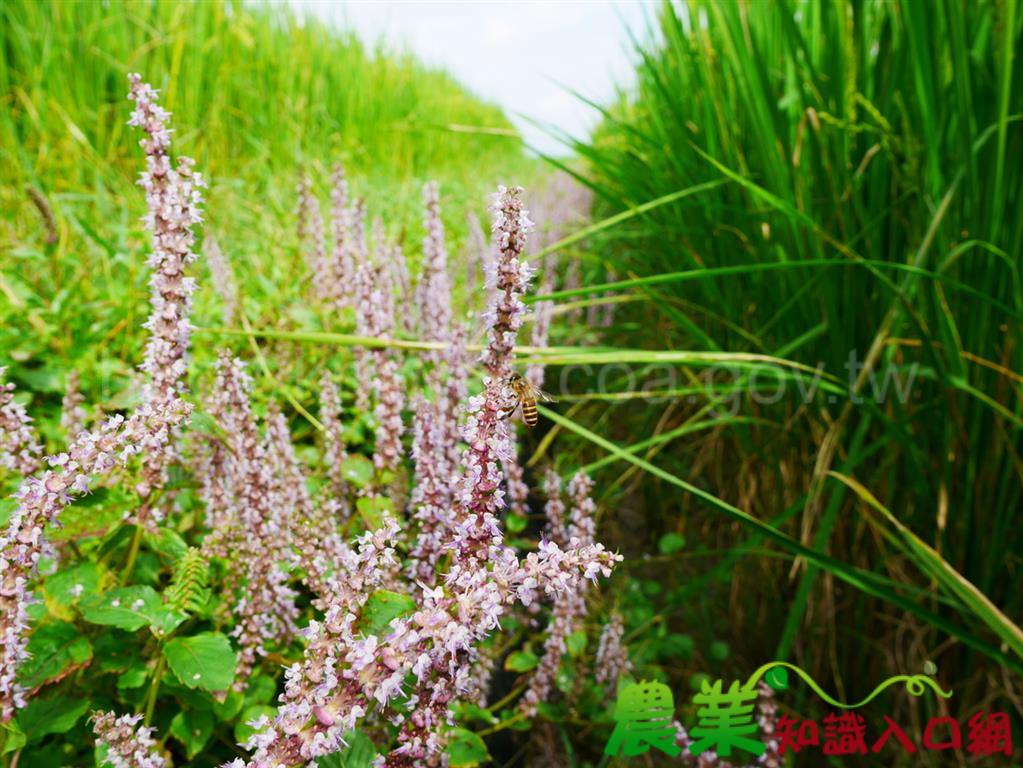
0 75 629 768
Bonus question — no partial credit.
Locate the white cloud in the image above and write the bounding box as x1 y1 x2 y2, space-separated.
288 0 654 155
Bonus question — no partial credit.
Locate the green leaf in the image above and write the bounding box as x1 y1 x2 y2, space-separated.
243 674 278 706
0 499 16 529
661 633 694 660
52 488 134 541
163 632 237 692
117 662 149 690
93 630 142 673
18 621 93 690
81 585 185 635
1 720 26 755
235 705 277 746
355 496 394 530
341 455 375 488
445 728 490 767
42 562 101 615
212 690 245 721
171 708 214 759
359 590 416 636
657 532 686 555
566 631 588 657
452 702 496 724
146 528 188 561
765 666 789 691
15 694 89 743
505 514 528 533
189 410 226 441
710 641 730 661
504 650 539 672
924 660 938 676
315 730 377 767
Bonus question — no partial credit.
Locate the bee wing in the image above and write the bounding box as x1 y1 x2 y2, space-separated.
536 387 555 403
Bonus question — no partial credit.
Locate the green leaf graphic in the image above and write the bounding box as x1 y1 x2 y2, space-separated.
765 666 789 690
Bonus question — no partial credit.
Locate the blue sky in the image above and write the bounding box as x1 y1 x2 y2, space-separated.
288 1 655 155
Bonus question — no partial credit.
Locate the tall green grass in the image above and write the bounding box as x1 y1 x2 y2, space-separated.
567 0 1023 724
0 0 533 427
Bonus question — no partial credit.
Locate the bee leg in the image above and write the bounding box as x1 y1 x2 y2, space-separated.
497 398 520 420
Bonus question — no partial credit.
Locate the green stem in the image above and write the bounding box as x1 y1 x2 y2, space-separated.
486 683 526 714
120 524 145 586
144 656 166 727
476 712 526 737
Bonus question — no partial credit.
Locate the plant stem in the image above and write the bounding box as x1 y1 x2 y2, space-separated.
486 683 526 714
144 656 166 727
476 712 526 736
120 523 145 586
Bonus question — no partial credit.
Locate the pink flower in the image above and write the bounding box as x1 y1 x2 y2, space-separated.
416 181 452 345
204 354 298 688
129 72 204 409
204 234 238 326
60 370 88 440
594 611 631 694
329 163 356 309
92 710 168 768
0 367 42 476
543 469 568 548
407 394 455 584
480 185 534 380
319 371 351 517
2 397 190 720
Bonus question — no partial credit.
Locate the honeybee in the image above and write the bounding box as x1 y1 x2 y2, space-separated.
503 373 553 428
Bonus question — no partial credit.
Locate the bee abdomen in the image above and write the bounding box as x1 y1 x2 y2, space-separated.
522 402 538 427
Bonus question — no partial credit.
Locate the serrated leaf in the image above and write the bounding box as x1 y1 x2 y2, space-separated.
164 632 236 692
18 621 92 690
14 694 89 743
566 631 588 657
445 728 490 767
504 650 539 672
359 590 416 636
81 586 167 631
657 532 686 555
170 708 214 759
43 562 102 617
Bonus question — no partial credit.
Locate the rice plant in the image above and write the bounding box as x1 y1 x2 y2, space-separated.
565 0 1023 735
